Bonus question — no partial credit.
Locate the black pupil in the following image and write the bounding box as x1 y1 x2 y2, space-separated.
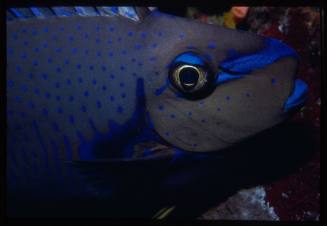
179 67 199 91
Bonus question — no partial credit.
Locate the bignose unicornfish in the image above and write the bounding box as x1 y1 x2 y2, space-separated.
6 6 308 210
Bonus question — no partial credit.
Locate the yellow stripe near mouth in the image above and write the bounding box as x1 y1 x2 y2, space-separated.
152 206 176 219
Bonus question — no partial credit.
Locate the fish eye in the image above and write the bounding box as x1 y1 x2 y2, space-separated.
168 52 215 99
170 65 207 92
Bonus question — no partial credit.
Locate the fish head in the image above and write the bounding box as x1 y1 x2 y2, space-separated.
140 12 308 152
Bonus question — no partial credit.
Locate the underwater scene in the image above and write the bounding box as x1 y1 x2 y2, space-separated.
6 6 321 220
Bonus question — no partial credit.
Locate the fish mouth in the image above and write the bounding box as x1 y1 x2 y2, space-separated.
283 79 308 112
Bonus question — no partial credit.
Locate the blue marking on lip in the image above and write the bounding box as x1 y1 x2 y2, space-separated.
173 52 205 66
284 79 308 112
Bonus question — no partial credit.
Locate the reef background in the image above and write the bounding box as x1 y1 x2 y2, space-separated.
182 6 321 221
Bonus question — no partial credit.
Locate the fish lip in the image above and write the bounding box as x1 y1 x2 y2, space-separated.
283 79 309 112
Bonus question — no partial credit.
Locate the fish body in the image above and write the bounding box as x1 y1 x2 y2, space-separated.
6 8 308 209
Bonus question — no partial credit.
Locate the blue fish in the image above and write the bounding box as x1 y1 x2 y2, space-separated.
6 6 308 214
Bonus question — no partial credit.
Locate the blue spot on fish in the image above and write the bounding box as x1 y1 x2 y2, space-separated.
81 105 87 113
69 115 75 124
117 106 124 114
69 96 74 102
42 108 48 116
207 42 216 49
96 101 102 109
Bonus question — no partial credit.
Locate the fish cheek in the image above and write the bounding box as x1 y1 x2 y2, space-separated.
267 56 298 107
147 56 298 152
205 56 298 144
145 88 229 152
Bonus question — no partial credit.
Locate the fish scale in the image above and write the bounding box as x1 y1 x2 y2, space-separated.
7 14 188 198
7 17 143 193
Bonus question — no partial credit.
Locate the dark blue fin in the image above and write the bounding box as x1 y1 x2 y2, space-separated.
9 8 34 19
30 7 55 18
7 7 157 21
75 7 99 16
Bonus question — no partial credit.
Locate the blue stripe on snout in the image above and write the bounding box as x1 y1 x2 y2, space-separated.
215 72 243 85
220 38 298 74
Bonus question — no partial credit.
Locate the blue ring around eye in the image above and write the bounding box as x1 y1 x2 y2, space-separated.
172 52 205 66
